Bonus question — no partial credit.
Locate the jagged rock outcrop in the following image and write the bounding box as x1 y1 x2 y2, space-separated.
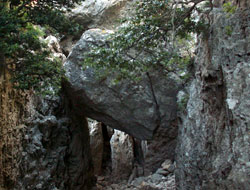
15 96 95 190
0 35 95 190
176 7 250 190
68 0 134 29
88 120 104 175
63 28 180 140
110 130 134 181
45 35 66 62
12 34 95 190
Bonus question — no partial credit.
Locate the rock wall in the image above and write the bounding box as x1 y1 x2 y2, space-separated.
213 0 249 8
15 95 95 190
176 7 250 190
0 37 95 190
0 67 34 189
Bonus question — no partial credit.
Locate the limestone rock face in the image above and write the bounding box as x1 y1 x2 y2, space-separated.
45 35 66 61
0 68 34 190
0 35 95 190
0 68 95 190
176 9 250 190
110 130 134 181
14 96 95 190
63 29 180 140
88 120 104 175
68 0 134 29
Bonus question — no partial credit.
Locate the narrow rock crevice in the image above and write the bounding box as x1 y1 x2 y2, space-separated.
146 72 161 135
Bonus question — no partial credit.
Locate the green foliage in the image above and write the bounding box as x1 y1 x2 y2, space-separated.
27 6 81 35
225 25 233 36
82 0 210 81
178 93 189 112
223 1 236 16
0 0 83 94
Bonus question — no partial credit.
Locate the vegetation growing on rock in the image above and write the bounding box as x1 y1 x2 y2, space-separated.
0 0 83 94
82 0 211 81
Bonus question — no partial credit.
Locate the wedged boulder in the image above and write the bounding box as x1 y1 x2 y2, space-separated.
63 29 180 140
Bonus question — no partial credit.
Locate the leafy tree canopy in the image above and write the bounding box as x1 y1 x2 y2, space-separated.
83 0 212 82
0 0 84 94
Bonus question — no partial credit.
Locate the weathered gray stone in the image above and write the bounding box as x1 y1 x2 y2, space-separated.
61 0 137 56
131 177 145 187
149 173 164 184
68 0 134 29
130 173 175 190
167 164 175 173
63 28 180 140
15 96 95 190
176 8 250 190
110 130 134 181
97 167 176 190
45 35 66 62
161 159 173 171
88 119 104 175
156 168 170 176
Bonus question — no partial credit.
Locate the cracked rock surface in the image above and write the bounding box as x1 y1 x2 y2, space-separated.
64 29 180 140
176 8 250 190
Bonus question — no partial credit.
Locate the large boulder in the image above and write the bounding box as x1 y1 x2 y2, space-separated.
63 29 180 140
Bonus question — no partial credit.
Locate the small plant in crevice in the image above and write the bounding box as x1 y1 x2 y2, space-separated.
177 92 190 112
225 25 233 36
223 1 237 16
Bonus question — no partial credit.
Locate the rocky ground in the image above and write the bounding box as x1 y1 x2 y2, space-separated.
94 160 176 190
96 175 175 190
